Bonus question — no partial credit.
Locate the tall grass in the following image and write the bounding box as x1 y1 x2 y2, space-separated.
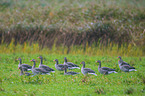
0 0 145 48
0 40 144 56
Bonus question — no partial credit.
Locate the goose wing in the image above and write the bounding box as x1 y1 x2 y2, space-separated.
58 64 65 68
84 68 95 73
102 67 115 71
121 62 130 66
122 65 130 69
40 65 54 71
66 71 79 75
67 62 79 67
34 68 49 73
21 67 29 71
22 64 32 68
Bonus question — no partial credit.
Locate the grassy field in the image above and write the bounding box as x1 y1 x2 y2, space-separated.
0 53 145 95
0 0 145 95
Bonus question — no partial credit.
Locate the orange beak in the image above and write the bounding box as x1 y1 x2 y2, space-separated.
30 60 33 61
96 61 98 63
117 57 119 58
53 60 55 61
118 60 120 61
38 57 40 58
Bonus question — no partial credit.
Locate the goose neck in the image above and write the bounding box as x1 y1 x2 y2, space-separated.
19 60 22 64
64 58 67 63
32 61 36 69
56 61 59 65
83 63 85 68
40 58 43 65
99 62 101 68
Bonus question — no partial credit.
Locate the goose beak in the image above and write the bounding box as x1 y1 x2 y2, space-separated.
96 61 98 63
53 60 55 61
30 60 33 61
118 60 120 61
117 57 119 58
38 57 40 58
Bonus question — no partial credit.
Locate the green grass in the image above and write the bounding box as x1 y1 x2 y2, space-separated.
0 53 145 95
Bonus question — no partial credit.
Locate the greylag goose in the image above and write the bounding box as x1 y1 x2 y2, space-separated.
19 67 32 76
96 60 117 75
81 61 97 76
117 56 130 66
54 59 65 71
118 59 137 72
38 56 55 73
31 59 50 76
63 65 79 75
64 57 80 69
17 58 32 71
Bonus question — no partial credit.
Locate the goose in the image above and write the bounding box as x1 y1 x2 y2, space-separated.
38 56 55 73
96 60 117 75
54 59 65 71
63 65 79 75
19 67 32 76
64 57 80 69
31 59 50 76
118 59 137 72
117 56 130 66
17 58 32 71
81 61 97 76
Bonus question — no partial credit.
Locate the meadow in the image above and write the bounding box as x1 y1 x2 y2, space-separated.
0 53 145 96
0 0 145 95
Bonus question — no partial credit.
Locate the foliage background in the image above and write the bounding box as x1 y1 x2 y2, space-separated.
0 0 145 56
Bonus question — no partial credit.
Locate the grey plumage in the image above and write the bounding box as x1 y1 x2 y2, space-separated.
81 61 97 76
54 59 65 71
64 57 80 69
38 56 55 73
31 59 50 76
19 67 32 76
17 58 32 71
117 56 137 72
64 65 79 75
96 60 117 75
117 56 130 66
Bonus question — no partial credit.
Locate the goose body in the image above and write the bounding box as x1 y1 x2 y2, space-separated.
81 61 97 76
118 60 136 72
17 58 32 71
38 56 55 73
64 65 79 75
19 67 32 76
64 57 80 69
96 60 117 75
117 56 130 66
31 59 50 76
118 56 137 72
54 59 65 71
